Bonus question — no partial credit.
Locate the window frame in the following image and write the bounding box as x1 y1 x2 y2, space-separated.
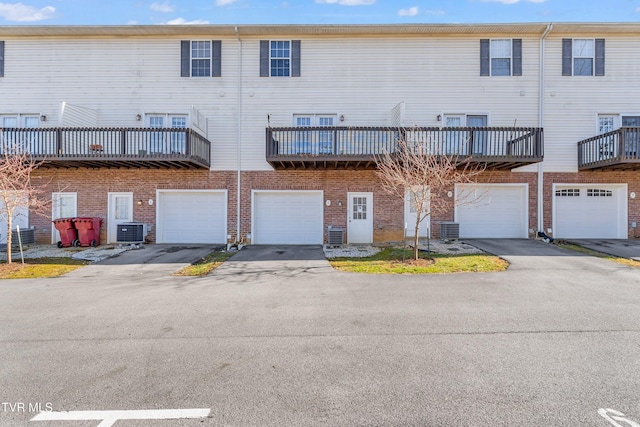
180 40 221 78
562 38 605 77
260 40 301 77
480 39 521 77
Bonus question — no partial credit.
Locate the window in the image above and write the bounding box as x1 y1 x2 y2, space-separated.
1 114 40 153
555 189 580 197
146 114 188 154
480 39 522 76
587 189 613 197
260 40 301 77
293 114 336 154
562 38 605 76
270 41 290 77
180 40 221 77
443 114 488 155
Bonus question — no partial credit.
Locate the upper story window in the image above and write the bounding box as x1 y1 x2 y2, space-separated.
180 40 221 77
146 114 188 154
2 115 39 128
480 39 522 77
597 114 640 134
260 40 301 77
562 38 604 76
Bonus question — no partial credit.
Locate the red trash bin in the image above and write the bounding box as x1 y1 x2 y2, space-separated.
52 217 79 248
72 217 103 247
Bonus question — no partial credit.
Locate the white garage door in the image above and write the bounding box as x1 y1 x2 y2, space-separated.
253 191 323 244
157 191 227 244
455 184 528 238
553 184 627 239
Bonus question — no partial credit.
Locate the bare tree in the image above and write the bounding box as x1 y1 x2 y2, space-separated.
376 127 486 261
0 137 50 264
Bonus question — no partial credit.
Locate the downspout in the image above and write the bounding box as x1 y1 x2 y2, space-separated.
538 23 553 234
235 26 242 242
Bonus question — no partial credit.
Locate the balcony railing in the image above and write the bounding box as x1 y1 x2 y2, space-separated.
266 126 543 170
0 127 211 169
578 127 640 170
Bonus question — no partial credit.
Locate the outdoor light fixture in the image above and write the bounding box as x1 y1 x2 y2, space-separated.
340 115 345 122
136 114 142 121
40 115 46 121
437 114 442 121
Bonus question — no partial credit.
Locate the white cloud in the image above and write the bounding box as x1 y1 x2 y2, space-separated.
216 0 238 5
165 17 209 24
425 9 445 15
398 6 418 17
0 2 55 22
315 0 376 6
150 1 174 13
636 6 640 13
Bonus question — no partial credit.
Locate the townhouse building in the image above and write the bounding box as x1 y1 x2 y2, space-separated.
0 23 637 246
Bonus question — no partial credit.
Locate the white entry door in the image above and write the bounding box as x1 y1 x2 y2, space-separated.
107 192 133 243
347 192 373 244
51 192 77 243
405 188 430 238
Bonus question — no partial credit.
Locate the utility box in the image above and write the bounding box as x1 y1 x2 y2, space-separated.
116 222 146 243
327 226 344 247
440 222 460 240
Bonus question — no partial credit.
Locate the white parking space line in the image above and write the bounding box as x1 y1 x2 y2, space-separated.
599 408 640 427
31 408 211 426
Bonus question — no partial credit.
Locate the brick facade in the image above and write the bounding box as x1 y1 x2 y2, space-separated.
31 167 543 245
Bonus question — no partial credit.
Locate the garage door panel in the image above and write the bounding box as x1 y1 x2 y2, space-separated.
554 185 626 239
158 191 227 244
456 185 527 238
253 191 323 245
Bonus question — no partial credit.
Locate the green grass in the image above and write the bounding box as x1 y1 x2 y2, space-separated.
556 242 640 268
173 250 236 276
0 257 89 279
329 247 509 274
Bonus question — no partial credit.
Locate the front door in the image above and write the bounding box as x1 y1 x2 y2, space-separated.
347 192 373 244
404 188 430 238
51 192 77 244
107 192 133 243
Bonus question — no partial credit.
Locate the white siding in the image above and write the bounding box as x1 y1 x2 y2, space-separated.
543 35 640 172
239 36 541 170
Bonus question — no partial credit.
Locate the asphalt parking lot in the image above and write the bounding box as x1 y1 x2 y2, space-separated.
1 240 639 426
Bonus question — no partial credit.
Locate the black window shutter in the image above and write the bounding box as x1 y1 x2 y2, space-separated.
512 39 522 76
260 40 269 77
0 41 4 77
562 39 572 76
595 38 605 76
291 40 301 77
480 39 490 76
212 40 221 77
180 40 190 77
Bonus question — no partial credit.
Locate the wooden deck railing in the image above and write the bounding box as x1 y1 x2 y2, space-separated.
0 127 211 168
266 126 543 169
578 127 640 170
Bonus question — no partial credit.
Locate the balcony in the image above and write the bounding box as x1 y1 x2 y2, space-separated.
266 126 543 170
0 127 211 169
578 127 640 170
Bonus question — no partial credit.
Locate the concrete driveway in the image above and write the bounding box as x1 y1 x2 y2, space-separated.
568 239 640 261
63 244 221 280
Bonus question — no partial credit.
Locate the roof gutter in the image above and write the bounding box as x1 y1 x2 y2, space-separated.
537 23 553 234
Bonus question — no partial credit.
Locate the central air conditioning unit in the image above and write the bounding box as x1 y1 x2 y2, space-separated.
327 226 344 247
116 222 147 243
440 222 460 240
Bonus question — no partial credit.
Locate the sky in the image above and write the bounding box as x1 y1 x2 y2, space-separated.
0 0 639 25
